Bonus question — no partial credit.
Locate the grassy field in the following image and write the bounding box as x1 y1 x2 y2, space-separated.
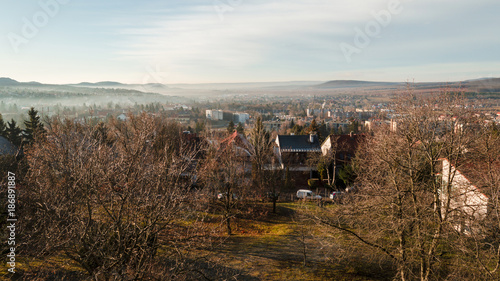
1 202 393 280
205 202 392 281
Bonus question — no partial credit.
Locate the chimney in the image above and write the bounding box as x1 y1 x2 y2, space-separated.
309 133 317 143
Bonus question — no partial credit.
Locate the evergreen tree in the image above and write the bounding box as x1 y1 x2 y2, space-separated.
250 117 271 191
227 120 235 134
236 122 244 134
0 113 7 137
348 119 360 133
308 119 319 132
338 126 344 135
23 107 44 145
307 119 321 139
6 119 22 147
319 120 328 141
330 125 338 136
291 124 304 135
195 121 205 134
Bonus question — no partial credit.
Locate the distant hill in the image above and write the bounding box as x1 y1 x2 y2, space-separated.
76 81 125 87
2 77 500 98
314 80 401 89
0 77 20 86
0 77 45 86
0 77 164 98
312 78 500 94
463 78 500 93
167 81 322 90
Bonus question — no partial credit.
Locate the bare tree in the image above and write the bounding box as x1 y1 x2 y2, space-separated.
310 91 484 280
451 122 500 280
264 157 283 214
249 116 283 213
199 137 248 235
21 114 216 280
315 134 340 188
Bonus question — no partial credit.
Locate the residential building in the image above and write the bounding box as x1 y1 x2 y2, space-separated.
440 158 495 234
263 121 284 132
206 110 224 120
233 112 250 124
321 133 365 187
275 133 321 170
321 133 364 161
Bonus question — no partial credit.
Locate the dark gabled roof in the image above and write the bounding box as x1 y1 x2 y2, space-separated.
276 135 321 152
0 136 17 156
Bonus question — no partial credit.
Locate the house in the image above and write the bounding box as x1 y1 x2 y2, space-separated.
321 133 365 162
220 131 253 158
320 133 365 187
275 133 322 186
263 121 284 132
181 132 206 158
275 133 321 170
179 132 208 188
217 131 254 172
0 136 17 156
440 158 495 234
117 113 128 121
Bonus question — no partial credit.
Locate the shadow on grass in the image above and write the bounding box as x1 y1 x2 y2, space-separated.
3 257 260 281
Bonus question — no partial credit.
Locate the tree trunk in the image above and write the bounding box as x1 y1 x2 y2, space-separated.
399 231 407 281
226 216 232 235
332 159 337 187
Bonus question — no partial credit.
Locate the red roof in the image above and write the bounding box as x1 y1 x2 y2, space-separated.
220 131 253 154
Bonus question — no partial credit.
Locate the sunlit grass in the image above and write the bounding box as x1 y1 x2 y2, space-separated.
2 202 387 280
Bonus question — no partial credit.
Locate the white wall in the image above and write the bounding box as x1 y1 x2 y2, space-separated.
440 159 489 233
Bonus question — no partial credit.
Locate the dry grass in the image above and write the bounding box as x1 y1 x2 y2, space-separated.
0 202 391 280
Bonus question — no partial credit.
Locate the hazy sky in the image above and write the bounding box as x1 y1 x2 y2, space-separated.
1 0 499 84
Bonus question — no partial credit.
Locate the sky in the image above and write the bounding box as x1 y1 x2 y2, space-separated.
1 0 499 84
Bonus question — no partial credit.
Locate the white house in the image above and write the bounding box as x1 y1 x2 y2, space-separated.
440 158 490 234
117 113 128 121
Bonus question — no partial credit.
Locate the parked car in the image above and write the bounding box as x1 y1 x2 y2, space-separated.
296 189 321 200
329 191 344 200
217 192 238 200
